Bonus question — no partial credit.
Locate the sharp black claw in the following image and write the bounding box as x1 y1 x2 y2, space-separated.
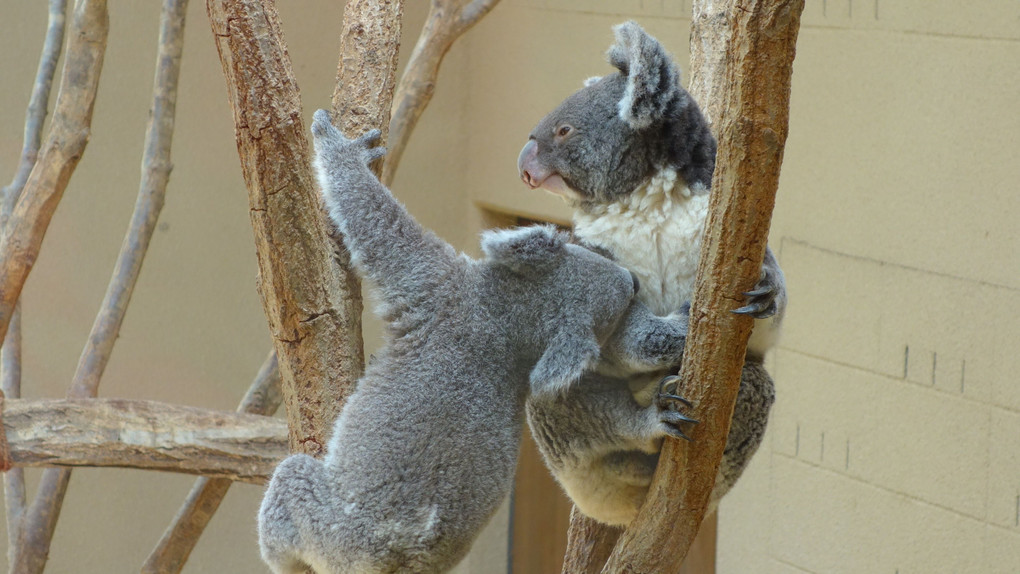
658 393 693 408
732 303 761 315
664 426 694 442
662 411 700 425
743 286 772 298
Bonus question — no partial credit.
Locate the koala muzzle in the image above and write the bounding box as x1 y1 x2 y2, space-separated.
518 139 544 189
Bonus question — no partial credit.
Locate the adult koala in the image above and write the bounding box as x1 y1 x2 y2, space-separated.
257 110 693 574
518 22 786 526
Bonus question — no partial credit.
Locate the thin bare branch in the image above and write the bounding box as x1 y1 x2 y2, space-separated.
2 2 68 556
381 0 499 186
3 398 286 482
0 0 108 351
70 0 189 398
3 1 109 571
1 0 68 218
141 351 283 574
602 2 804 572
2 307 25 564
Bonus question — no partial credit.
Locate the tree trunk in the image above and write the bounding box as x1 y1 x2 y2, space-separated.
207 0 372 456
601 2 804 572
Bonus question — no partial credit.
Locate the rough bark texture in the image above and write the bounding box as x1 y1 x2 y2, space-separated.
2 398 286 483
0 0 108 352
381 0 498 186
331 0 405 151
602 2 804 572
141 351 283 574
207 0 372 456
562 507 623 574
70 0 188 398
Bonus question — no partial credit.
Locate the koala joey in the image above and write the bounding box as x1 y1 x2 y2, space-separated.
257 110 692 573
518 22 787 526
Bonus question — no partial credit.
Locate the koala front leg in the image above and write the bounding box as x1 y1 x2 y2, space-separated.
601 301 688 374
309 110 458 303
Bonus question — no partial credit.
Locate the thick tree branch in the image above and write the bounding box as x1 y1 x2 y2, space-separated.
207 0 377 457
70 0 189 398
2 1 69 559
0 0 108 351
2 398 286 482
381 0 499 186
602 2 803 572
141 351 283 574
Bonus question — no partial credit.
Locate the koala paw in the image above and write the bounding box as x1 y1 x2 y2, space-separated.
732 267 781 319
657 375 698 441
310 109 387 168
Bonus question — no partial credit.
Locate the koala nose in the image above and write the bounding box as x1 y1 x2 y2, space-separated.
518 139 541 189
630 271 641 294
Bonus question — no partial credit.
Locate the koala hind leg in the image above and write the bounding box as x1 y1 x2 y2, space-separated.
710 360 775 505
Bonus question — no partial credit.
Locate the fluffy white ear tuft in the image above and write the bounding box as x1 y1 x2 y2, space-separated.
583 76 603 87
606 21 682 130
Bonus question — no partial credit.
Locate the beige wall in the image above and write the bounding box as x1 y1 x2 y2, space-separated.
2 0 1019 572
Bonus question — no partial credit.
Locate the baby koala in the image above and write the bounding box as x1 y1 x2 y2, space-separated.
256 110 691 574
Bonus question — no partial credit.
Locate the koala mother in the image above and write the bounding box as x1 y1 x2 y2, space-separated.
519 22 787 526
257 111 692 574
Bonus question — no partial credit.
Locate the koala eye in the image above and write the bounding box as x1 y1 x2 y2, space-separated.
555 125 573 138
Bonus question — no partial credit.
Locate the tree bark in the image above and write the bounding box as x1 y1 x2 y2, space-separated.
2 1 69 562
0 0 108 351
2 398 286 483
561 507 623 574
601 2 803 572
207 0 373 456
141 351 283 574
70 0 188 398
381 0 499 186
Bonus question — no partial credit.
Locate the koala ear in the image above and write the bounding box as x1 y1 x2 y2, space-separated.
480 225 567 274
530 330 601 397
607 21 683 130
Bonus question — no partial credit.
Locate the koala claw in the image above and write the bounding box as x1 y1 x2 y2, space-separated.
357 128 382 147
732 274 778 319
660 412 697 442
656 374 694 409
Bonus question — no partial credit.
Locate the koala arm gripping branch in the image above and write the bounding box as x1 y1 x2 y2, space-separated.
310 109 458 300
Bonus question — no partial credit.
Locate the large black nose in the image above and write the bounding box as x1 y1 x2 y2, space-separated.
630 271 641 294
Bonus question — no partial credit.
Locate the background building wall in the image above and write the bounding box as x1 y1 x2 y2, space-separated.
1 0 1018 572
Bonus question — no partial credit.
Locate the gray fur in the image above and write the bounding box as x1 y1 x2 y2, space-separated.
518 22 716 203
257 110 690 573
518 22 785 526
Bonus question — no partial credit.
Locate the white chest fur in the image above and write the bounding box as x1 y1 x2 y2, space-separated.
573 168 708 317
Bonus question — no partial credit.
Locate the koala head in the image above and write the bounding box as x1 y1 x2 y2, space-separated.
518 21 717 205
481 225 641 395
